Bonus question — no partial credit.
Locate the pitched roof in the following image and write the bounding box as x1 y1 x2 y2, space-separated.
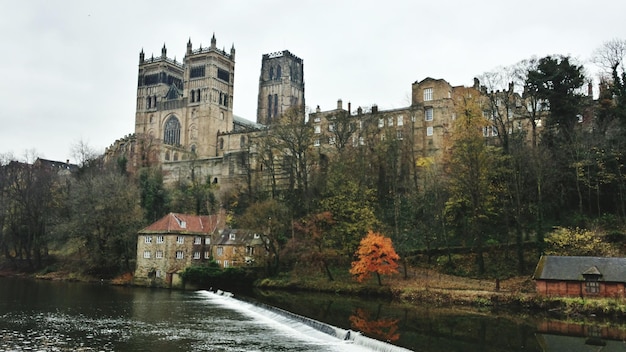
533 255 626 282
214 229 264 246
139 212 226 235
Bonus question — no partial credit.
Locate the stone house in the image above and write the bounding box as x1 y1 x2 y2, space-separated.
533 255 626 298
212 229 267 268
134 212 226 288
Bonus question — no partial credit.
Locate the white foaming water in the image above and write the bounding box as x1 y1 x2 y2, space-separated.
196 290 413 352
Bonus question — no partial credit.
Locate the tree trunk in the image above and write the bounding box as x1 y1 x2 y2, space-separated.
322 260 334 281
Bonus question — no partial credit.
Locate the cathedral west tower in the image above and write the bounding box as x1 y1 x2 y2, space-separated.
256 50 304 125
134 34 236 165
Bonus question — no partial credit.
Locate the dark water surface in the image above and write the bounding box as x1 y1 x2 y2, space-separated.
1 277 623 351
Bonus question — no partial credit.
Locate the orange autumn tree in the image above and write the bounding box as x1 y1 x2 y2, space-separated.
350 231 400 286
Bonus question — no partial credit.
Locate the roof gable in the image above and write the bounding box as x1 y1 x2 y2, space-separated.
534 256 626 282
139 212 226 235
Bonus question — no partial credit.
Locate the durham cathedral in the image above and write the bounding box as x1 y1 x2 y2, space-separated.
106 34 306 192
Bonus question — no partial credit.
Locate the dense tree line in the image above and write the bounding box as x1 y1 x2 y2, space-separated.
232 40 626 278
0 149 217 276
2 40 626 280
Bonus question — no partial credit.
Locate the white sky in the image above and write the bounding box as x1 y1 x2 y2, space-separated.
1 0 624 163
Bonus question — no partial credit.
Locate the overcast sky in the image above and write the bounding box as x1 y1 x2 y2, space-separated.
1 0 624 163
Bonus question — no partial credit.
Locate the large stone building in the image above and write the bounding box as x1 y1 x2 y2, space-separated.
106 36 304 189
106 34 581 196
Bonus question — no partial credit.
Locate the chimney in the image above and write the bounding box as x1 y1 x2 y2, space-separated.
337 99 343 110
372 104 378 113
348 101 351 114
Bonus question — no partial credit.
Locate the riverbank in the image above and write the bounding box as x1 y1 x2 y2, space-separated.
255 267 626 320
4 262 626 320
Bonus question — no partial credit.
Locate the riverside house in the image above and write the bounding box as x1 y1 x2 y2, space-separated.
533 255 626 298
134 212 226 288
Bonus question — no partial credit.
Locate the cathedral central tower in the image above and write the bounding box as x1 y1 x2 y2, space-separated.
256 50 304 125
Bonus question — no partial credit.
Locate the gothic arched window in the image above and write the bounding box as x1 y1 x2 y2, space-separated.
276 65 281 79
164 116 181 145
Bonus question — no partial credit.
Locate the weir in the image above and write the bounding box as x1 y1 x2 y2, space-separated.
197 290 413 352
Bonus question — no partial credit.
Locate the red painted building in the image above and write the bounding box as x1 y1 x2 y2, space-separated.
533 256 626 298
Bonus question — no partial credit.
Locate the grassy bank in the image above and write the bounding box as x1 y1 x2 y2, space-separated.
255 266 626 320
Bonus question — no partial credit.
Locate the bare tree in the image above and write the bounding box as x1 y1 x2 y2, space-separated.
591 38 626 77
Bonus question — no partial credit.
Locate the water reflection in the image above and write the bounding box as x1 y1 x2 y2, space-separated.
349 307 400 342
535 319 626 352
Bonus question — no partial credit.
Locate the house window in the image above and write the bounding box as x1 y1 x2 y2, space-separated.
143 251 151 259
217 246 224 256
156 236 164 244
328 137 336 145
314 139 320 147
254 233 260 239
378 118 384 128
205 237 211 245
483 127 489 137
176 251 184 259
396 130 403 140
176 236 184 244
229 233 236 240
246 246 255 256
586 281 600 294
426 126 434 136
314 125 321 134
224 260 230 268
387 116 394 126
328 123 335 132
156 250 163 259
425 108 433 121
194 236 201 245
204 251 211 259
423 88 433 101
144 236 152 244
193 251 201 259
155 270 161 278
397 115 403 126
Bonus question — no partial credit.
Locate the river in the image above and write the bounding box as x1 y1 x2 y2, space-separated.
1 277 624 351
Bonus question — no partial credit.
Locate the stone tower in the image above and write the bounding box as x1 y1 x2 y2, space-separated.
134 34 236 165
256 50 304 125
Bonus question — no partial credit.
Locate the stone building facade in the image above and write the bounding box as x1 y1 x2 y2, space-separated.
134 211 269 288
105 36 305 188
134 35 235 164
134 212 227 288
256 50 305 125
105 34 570 194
